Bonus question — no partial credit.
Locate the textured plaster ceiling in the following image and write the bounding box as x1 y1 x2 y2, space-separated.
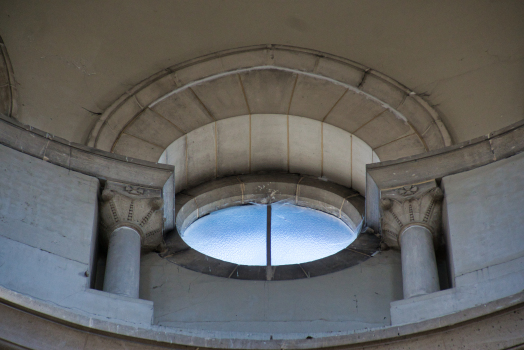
1 0 523 145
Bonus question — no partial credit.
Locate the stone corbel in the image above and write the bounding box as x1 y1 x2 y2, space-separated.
380 181 444 250
99 182 164 252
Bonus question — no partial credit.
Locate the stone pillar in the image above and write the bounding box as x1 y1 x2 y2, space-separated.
399 225 440 298
380 181 444 299
103 226 141 298
99 183 164 299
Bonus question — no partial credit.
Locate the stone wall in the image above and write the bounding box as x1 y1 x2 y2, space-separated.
140 249 403 334
0 144 153 325
391 151 524 325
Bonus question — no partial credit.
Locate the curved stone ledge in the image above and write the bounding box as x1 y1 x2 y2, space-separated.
0 113 173 189
366 118 524 232
88 45 451 166
0 285 523 349
367 118 524 190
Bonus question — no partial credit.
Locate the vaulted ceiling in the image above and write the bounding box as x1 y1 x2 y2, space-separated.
1 0 523 147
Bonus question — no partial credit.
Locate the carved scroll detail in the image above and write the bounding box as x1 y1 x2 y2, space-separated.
380 182 443 250
99 185 164 252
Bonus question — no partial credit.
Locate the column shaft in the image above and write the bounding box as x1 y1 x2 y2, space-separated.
103 226 141 298
400 225 440 299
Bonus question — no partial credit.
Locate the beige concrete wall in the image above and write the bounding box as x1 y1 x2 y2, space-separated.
0 145 153 326
161 114 379 195
391 152 524 325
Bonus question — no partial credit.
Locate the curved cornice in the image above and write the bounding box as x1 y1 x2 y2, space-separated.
0 284 523 349
88 45 452 165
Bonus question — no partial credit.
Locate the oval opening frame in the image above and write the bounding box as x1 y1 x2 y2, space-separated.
161 173 380 280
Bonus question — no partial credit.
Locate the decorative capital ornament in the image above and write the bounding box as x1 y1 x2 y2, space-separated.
99 182 164 251
380 181 444 250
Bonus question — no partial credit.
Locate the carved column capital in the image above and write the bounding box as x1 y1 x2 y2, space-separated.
380 181 444 250
99 182 164 251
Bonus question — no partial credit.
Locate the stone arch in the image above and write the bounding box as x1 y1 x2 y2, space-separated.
88 45 452 171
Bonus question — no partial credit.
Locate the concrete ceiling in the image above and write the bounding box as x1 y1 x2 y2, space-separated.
1 0 523 146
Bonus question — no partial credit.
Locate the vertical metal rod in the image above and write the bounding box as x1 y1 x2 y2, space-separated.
266 204 272 281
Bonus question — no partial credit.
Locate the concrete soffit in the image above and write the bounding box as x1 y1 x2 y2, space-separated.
87 45 452 171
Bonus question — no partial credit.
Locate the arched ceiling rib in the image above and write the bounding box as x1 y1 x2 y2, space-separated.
89 46 452 169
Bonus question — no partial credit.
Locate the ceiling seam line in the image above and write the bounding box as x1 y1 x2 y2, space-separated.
406 120 429 151
321 122 324 177
147 66 410 125
134 95 144 110
121 132 165 149
372 132 416 151
148 108 186 134
189 87 216 121
322 89 348 122
185 135 189 190
351 109 387 135
238 74 252 173
287 115 290 173
287 74 299 173
350 135 353 189
214 121 218 178
109 100 145 152
237 74 251 115
421 122 435 136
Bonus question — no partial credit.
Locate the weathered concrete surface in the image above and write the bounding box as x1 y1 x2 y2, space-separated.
163 135 187 192
89 47 450 165
1 284 523 349
0 37 17 118
0 145 98 265
0 145 153 325
366 118 524 191
366 118 524 234
103 227 141 298
400 226 440 299
322 123 352 188
391 260 524 325
288 115 321 176
151 89 213 133
124 108 184 148
442 151 524 282
216 116 250 177
0 114 174 189
191 74 249 120
351 135 372 195
140 250 402 334
251 114 288 173
391 152 524 325
161 114 374 195
187 122 216 187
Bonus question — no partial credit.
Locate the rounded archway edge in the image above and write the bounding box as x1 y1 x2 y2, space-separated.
87 45 452 163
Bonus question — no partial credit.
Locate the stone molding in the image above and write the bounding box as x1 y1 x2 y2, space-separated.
380 181 443 250
87 45 451 164
365 118 524 235
0 114 174 189
99 182 164 251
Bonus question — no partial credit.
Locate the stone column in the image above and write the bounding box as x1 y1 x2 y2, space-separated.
103 226 141 298
99 183 164 299
399 224 440 298
380 181 444 299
